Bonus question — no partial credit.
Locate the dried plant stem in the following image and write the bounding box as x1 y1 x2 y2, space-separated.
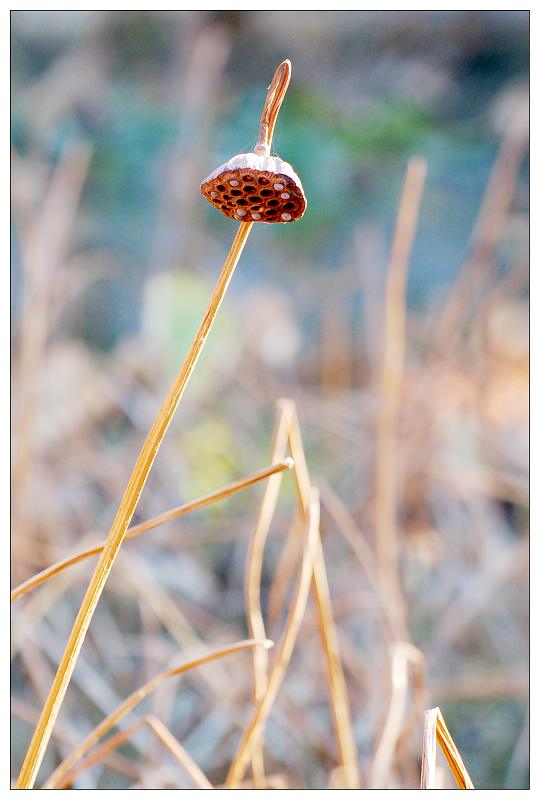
310 533 360 789
16 222 253 789
56 714 213 790
375 157 427 635
420 707 438 789
10 697 139 784
370 642 424 788
255 60 291 156
11 147 91 604
143 715 213 789
43 638 271 789
12 146 91 546
433 106 529 350
11 458 293 602
244 400 294 785
421 707 474 789
287 405 361 788
226 489 319 787
242 399 360 788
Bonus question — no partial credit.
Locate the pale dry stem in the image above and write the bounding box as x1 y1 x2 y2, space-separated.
370 641 425 788
11 459 293 602
244 401 295 785
421 707 474 790
375 157 427 635
287 405 361 788
56 714 213 790
43 638 271 789
225 490 319 787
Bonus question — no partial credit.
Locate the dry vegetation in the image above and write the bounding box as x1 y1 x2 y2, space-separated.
11 42 528 790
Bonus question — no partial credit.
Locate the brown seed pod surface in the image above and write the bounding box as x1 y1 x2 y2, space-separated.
201 153 306 224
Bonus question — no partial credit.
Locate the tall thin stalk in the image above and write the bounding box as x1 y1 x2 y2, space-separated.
374 157 427 636
16 223 252 788
16 58 294 788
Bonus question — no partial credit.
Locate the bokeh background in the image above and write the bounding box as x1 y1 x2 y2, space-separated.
11 10 529 789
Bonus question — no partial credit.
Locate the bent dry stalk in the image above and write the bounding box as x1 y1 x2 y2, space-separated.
17 58 302 788
420 707 474 789
44 638 273 789
11 458 294 602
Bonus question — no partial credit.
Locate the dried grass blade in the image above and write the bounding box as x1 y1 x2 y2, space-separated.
43 638 271 789
310 533 360 789
55 717 147 789
432 106 529 350
375 157 427 634
435 708 474 789
244 402 294 785
225 489 319 787
370 642 424 788
11 458 293 602
56 715 213 790
287 407 361 788
420 707 438 789
145 715 214 789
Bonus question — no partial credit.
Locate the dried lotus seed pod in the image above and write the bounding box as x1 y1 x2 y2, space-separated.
200 60 306 225
200 152 306 223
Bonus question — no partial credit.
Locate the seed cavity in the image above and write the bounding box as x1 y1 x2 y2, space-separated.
281 213 292 221
273 183 284 190
210 191 218 197
243 185 256 192
229 179 239 186
217 184 226 191
281 192 290 199
251 213 261 220
236 209 247 217
258 176 269 185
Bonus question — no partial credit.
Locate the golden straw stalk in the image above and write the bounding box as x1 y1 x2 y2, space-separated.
17 58 295 789
225 488 319 787
244 401 293 785
11 459 293 602
16 223 252 789
421 707 474 789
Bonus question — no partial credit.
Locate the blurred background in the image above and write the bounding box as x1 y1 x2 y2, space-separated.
11 10 529 789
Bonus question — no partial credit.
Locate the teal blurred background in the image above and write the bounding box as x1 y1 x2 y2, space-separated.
11 11 529 790
11 11 529 348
